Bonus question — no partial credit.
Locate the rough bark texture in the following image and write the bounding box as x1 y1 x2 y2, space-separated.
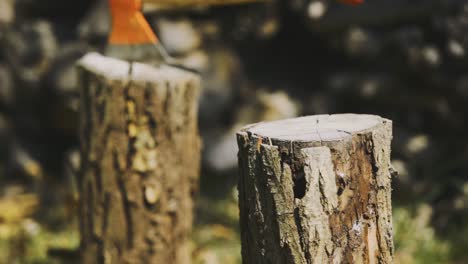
77 52 201 264
237 114 394 264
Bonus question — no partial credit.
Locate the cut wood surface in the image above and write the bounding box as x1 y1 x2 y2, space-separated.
237 114 394 264
77 52 201 264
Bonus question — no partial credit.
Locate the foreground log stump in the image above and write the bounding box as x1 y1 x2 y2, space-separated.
77 53 201 264
237 114 394 264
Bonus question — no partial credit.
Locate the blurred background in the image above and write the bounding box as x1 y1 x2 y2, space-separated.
0 0 467 263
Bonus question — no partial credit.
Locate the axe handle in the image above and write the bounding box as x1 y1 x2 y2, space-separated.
143 0 267 7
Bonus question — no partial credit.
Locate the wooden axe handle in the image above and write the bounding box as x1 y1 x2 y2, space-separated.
142 0 267 7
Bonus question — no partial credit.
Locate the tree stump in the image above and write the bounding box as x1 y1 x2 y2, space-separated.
77 52 201 264
236 114 394 264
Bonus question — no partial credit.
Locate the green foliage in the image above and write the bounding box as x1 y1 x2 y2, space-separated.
0 189 461 264
393 205 450 264
0 219 79 264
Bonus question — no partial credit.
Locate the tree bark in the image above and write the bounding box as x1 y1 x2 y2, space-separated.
236 114 394 264
77 52 201 264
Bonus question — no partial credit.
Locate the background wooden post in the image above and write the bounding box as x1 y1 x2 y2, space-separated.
77 53 201 264
236 114 394 264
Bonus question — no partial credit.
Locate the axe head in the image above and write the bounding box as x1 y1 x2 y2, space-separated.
339 0 364 5
108 0 158 45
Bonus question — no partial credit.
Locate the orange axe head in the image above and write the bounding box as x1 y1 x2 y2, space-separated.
339 0 364 5
108 0 158 45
